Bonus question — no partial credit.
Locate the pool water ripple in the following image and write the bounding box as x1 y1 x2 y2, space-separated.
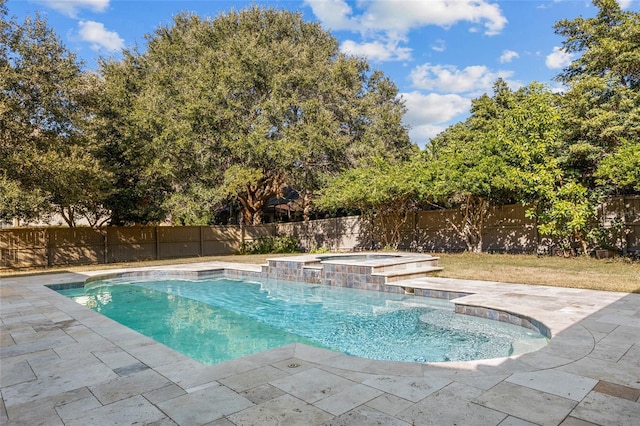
58 276 547 364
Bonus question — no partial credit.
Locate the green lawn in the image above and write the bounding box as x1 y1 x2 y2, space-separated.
2 252 638 293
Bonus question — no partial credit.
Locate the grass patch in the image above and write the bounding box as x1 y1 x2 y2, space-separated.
435 252 639 293
2 252 637 293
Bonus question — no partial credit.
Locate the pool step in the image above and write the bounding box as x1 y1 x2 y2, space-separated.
370 256 441 273
372 266 444 283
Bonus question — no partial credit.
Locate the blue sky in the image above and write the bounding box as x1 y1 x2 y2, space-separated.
6 0 639 147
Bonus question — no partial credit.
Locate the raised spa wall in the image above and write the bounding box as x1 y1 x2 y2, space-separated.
262 253 444 293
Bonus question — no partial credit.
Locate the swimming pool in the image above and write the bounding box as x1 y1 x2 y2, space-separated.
57 275 547 364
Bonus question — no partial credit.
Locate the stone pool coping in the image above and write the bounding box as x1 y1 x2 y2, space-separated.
1 261 639 425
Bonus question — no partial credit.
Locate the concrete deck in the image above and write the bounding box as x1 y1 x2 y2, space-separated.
1 262 639 425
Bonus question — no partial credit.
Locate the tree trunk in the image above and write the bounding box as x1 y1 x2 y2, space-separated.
302 189 312 222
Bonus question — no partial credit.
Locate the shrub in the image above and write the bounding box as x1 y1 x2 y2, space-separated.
242 235 301 254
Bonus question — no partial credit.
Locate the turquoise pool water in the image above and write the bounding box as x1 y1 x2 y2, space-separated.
58 276 547 364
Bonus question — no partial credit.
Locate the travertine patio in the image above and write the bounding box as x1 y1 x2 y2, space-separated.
1 261 639 425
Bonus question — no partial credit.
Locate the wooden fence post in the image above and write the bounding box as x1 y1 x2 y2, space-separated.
155 226 160 260
45 228 51 268
199 226 204 257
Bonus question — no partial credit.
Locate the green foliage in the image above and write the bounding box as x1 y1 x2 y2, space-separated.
242 235 300 254
532 182 600 255
554 0 640 185
424 81 563 252
316 156 424 248
97 7 412 226
595 139 640 192
1 6 112 226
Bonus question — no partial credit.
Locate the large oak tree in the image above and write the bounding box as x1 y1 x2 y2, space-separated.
99 7 412 225
1 1 109 226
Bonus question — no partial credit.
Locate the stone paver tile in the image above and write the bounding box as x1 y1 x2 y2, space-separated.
157 383 253 425
619 343 640 369
5 405 64 426
240 384 286 405
91 347 141 370
125 342 187 368
203 418 235 426
588 341 632 363
506 370 597 401
89 367 173 405
218 365 289 392
0 359 35 387
537 326 595 361
365 393 414 416
397 382 506 426
593 380 640 402
0 329 16 347
558 355 640 389
0 391 7 424
0 333 75 358
154 359 226 390
473 382 577 426
143 384 187 405
112 361 150 376
4 387 92 425
145 417 179 426
55 394 102 421
570 391 640 426
228 394 333 426
271 357 317 374
321 405 411 426
354 358 423 377
597 314 640 328
63 395 167 426
314 383 383 416
241 343 296 366
293 343 341 363
453 373 510 391
362 375 451 402
498 416 538 425
270 368 355 403
559 417 598 425
2 358 117 407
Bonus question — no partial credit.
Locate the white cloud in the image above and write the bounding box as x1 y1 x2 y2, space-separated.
499 50 519 63
545 46 574 69
306 0 507 35
618 0 633 9
431 39 446 52
341 37 412 62
304 0 355 29
401 91 472 147
39 0 110 18
409 63 514 94
78 20 124 52
409 123 449 144
401 91 470 124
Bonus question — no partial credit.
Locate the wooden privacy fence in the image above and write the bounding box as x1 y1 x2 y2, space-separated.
0 225 276 270
2 197 638 270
